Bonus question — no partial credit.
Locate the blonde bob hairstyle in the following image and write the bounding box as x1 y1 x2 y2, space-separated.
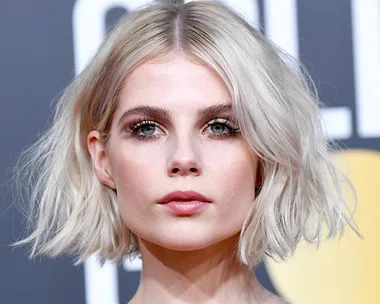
14 0 357 266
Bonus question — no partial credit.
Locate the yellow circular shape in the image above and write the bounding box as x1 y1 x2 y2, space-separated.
265 149 380 304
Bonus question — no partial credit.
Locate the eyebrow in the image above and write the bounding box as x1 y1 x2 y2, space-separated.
117 104 233 127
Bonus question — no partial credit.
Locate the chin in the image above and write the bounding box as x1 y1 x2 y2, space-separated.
142 226 240 252
154 237 217 252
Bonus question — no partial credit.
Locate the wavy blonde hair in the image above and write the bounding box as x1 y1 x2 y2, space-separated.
14 0 358 266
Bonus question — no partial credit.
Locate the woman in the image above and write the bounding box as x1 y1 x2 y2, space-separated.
14 0 357 303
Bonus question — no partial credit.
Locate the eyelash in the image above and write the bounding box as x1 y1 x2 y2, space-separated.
126 118 240 140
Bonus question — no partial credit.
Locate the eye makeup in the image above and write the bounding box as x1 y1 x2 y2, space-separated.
124 116 240 141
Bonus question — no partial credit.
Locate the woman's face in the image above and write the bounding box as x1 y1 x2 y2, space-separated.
89 54 259 251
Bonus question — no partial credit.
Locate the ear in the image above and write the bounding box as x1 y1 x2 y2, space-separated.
87 130 116 190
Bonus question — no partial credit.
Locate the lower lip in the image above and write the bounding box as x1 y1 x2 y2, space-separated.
160 200 210 215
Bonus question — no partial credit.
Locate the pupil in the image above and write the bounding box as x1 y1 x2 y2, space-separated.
141 125 155 136
212 124 225 134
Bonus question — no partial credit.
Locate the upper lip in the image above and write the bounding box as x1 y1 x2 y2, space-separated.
158 190 212 204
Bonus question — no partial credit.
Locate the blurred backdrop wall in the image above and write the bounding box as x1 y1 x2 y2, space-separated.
1 1 379 303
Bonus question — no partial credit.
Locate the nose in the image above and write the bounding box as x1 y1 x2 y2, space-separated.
167 135 202 177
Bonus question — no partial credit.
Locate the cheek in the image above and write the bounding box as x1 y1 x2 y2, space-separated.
108 142 161 187
107 145 162 214
206 144 257 191
205 144 257 215
108 150 163 237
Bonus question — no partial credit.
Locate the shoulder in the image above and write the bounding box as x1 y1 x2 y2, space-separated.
267 296 290 304
261 293 290 304
252 285 290 304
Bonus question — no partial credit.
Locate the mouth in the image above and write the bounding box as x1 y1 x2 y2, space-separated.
158 190 212 204
158 190 212 215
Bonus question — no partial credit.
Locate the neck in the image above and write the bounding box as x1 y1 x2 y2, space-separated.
129 233 273 304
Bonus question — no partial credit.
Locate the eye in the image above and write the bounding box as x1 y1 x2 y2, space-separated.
127 119 165 139
203 119 240 138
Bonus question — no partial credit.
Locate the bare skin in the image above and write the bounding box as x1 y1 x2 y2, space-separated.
128 233 288 304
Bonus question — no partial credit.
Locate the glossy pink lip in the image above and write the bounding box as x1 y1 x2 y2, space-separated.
158 190 212 215
158 190 212 204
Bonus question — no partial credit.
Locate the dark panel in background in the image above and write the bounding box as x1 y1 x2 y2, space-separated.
0 1 84 304
297 0 379 150
298 0 356 115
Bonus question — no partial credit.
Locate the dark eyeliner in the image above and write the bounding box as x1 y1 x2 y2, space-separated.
125 118 163 140
204 118 240 136
125 117 240 140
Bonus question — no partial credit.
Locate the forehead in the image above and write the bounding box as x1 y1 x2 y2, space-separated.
118 55 231 113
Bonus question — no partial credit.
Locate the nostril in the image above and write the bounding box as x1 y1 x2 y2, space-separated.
170 167 199 175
